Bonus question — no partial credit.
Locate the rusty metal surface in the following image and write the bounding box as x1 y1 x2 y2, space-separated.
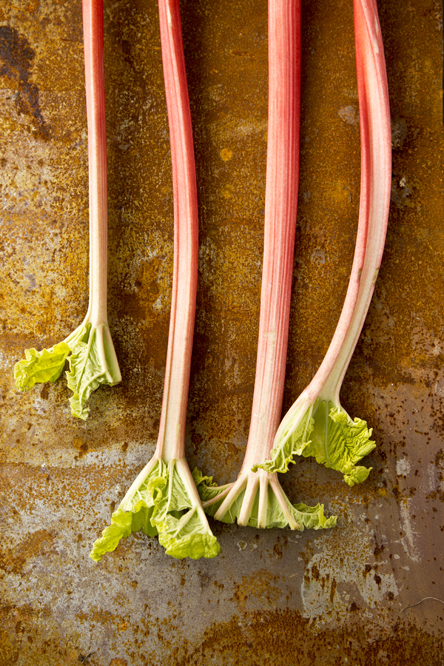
0 0 443 664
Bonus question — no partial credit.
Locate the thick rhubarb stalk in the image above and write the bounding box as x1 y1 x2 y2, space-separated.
14 0 121 420
196 0 336 533
259 0 391 486
91 0 219 561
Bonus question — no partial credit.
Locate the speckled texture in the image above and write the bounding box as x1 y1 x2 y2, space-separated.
0 0 443 664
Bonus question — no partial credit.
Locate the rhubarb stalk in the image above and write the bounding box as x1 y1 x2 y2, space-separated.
196 0 336 532
14 0 121 420
90 0 220 560
258 0 391 486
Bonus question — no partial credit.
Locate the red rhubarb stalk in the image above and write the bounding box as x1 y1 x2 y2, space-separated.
196 0 336 532
14 0 121 420
91 0 220 561
259 0 392 486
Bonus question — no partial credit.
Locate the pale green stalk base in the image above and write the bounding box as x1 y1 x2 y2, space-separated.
256 395 375 486
14 319 121 420
90 458 220 562
194 468 337 531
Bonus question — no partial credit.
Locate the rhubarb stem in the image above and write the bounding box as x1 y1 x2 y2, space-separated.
307 0 391 403
259 0 391 486
197 0 334 532
241 0 300 471
89 0 220 561
155 0 199 463
82 0 108 327
14 0 121 418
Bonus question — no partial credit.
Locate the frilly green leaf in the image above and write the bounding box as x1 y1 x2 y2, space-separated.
253 408 313 474
150 463 220 559
90 501 157 562
192 467 220 502
14 342 71 391
90 461 167 562
292 502 337 530
302 403 375 486
257 399 375 486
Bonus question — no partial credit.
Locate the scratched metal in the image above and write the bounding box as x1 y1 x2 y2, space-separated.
0 0 443 664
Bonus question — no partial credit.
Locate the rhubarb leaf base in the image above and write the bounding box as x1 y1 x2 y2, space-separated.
90 459 220 562
195 468 337 531
14 319 121 422
66 323 121 420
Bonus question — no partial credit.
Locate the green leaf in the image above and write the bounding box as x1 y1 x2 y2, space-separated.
192 467 221 502
90 502 157 562
257 399 375 486
302 402 375 486
157 512 220 559
292 502 337 530
90 459 221 562
14 342 71 391
150 463 220 559
90 460 167 561
66 324 120 420
254 406 313 474
192 467 218 489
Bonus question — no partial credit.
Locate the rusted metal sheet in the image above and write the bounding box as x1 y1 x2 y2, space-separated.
0 0 443 664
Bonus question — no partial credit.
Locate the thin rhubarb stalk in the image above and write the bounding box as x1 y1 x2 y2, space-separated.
14 0 121 420
195 0 336 532
259 0 391 486
91 0 220 561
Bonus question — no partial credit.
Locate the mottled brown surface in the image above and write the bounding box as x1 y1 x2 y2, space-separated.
0 0 443 664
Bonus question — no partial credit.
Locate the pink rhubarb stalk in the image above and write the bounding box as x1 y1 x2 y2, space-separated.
91 0 219 561
196 0 336 532
259 0 392 486
14 0 121 420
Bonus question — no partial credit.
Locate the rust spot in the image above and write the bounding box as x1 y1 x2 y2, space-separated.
434 449 444 501
311 563 320 581
0 529 54 574
72 439 88 458
0 628 19 664
40 384 49 400
181 609 442 665
232 570 280 611
392 486 401 500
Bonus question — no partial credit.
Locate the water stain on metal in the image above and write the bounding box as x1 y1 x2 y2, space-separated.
0 25 49 140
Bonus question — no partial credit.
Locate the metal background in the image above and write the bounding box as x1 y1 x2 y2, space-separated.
0 0 443 664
